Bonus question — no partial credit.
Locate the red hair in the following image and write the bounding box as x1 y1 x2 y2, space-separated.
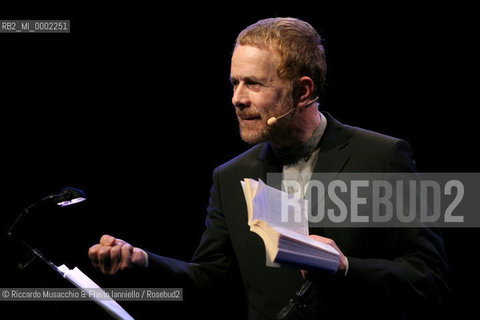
235 17 327 98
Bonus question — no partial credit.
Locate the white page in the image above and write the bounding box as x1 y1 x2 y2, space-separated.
252 179 309 236
272 226 339 255
57 264 134 320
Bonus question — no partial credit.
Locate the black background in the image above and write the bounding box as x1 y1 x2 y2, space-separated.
1 2 478 319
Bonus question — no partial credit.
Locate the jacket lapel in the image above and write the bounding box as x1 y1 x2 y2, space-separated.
313 112 353 174
257 142 283 190
309 113 353 235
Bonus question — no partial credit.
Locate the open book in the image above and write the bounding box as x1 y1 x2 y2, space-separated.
241 178 340 272
56 264 134 320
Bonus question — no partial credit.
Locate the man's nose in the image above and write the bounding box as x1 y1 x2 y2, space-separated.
232 83 250 109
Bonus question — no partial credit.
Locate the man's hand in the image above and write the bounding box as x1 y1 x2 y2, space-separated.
88 234 147 275
301 235 348 280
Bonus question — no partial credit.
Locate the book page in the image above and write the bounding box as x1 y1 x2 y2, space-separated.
252 179 309 236
272 226 338 255
241 178 260 224
57 264 134 320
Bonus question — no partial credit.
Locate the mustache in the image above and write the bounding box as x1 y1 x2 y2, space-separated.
234 103 289 121
235 110 264 119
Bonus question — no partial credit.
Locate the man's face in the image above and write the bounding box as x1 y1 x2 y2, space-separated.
230 45 292 144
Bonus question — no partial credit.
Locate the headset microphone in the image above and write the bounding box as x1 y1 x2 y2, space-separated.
266 97 319 126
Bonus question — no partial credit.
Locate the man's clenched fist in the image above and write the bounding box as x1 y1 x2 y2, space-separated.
88 234 147 275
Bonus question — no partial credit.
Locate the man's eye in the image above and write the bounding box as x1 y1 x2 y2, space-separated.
247 81 262 89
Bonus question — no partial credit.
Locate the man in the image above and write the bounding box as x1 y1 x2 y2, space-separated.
89 18 449 319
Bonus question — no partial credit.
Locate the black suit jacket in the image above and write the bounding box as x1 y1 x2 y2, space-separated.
146 113 450 319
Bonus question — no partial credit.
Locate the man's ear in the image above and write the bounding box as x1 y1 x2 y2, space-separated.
295 76 316 107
